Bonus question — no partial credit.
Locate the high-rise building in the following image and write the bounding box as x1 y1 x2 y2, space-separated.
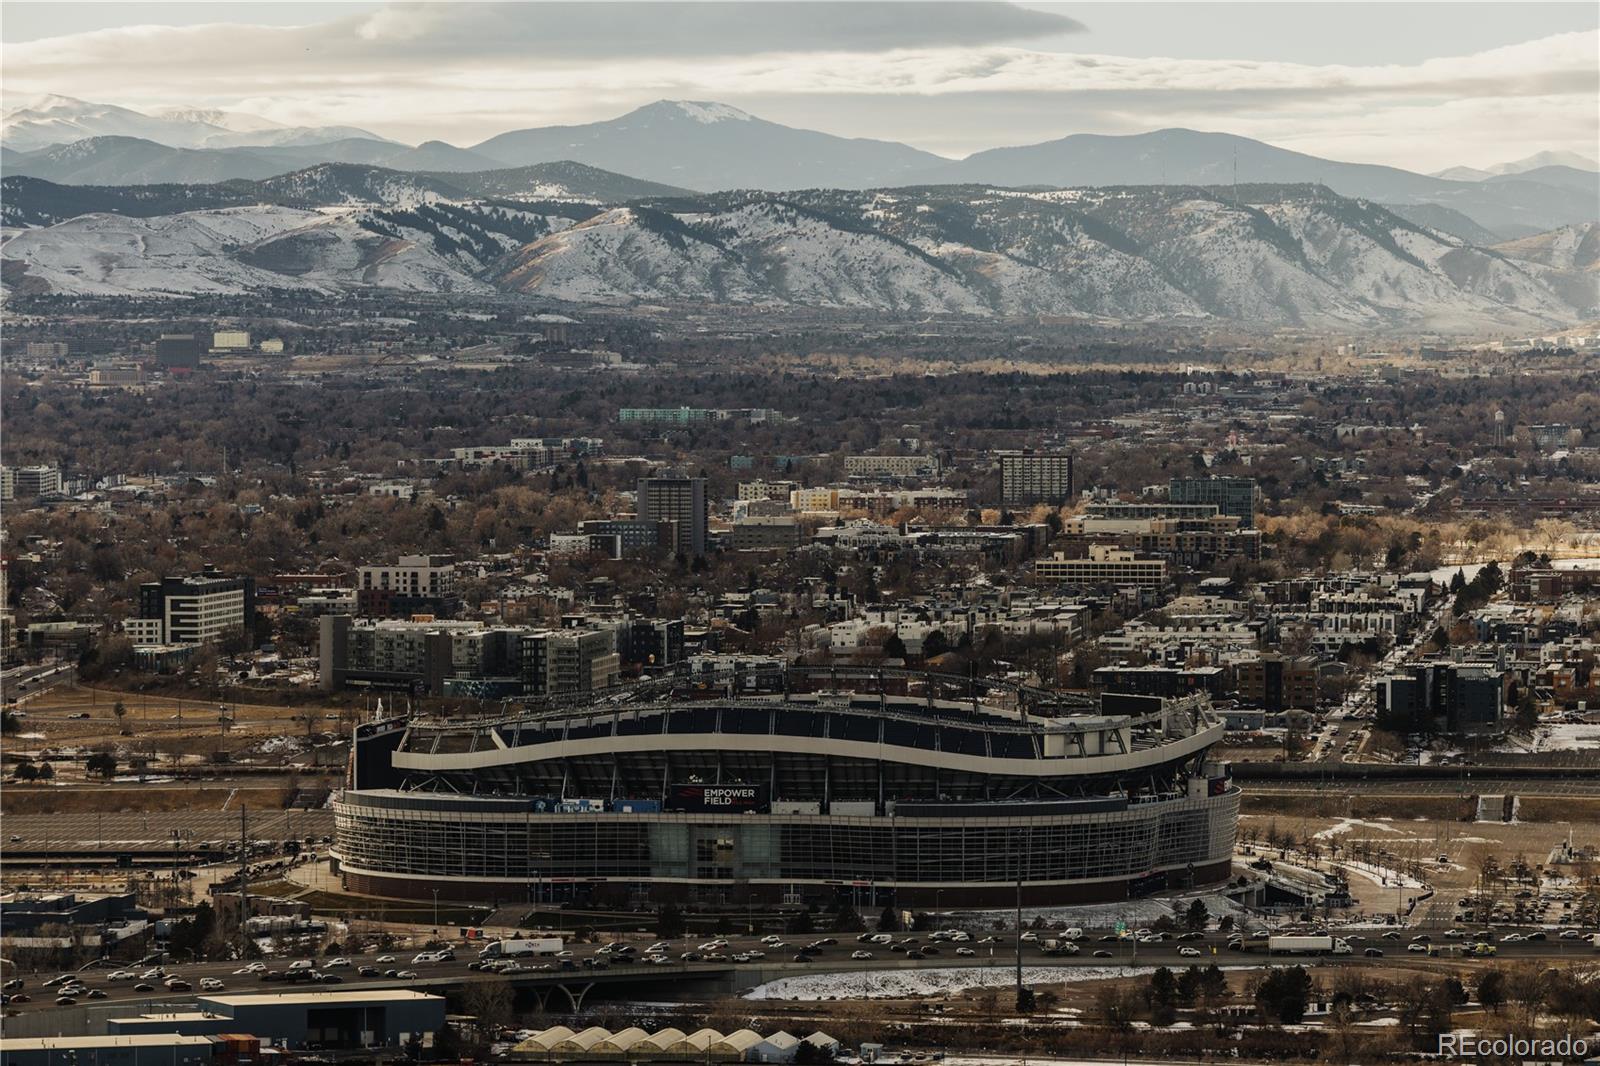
999 451 1074 506
1169 476 1262 527
155 334 202 369
0 558 14 665
637 476 708 557
136 570 256 646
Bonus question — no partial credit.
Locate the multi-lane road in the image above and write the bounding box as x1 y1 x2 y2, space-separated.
7 927 1599 1017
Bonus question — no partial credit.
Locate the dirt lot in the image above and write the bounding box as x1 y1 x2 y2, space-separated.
3 783 304 814
6 683 352 778
1239 806 1600 921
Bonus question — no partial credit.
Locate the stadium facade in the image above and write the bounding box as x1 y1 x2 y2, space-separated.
332 669 1238 906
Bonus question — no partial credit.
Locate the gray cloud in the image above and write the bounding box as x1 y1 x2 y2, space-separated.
3 3 1591 171
340 2 1083 58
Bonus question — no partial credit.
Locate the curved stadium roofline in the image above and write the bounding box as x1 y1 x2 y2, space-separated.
425 663 1104 723
335 667 1238 906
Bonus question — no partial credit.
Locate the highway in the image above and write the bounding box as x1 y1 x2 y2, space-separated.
1240 778 1600 797
8 926 1600 1018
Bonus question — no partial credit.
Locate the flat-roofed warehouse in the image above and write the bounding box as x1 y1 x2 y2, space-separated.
105 990 444 1050
0 1035 218 1066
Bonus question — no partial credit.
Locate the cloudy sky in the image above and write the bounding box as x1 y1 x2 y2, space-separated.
3 1 1595 170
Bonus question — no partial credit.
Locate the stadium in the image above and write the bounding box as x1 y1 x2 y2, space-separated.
332 667 1238 906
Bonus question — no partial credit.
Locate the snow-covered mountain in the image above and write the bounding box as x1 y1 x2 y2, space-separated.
1 200 594 298
5 178 1587 330
1 94 387 152
1 162 689 227
1488 223 1600 319
248 164 465 208
432 161 692 203
1493 222 1600 273
1436 152 1599 181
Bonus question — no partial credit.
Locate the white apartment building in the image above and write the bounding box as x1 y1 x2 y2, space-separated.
844 455 940 479
1 465 62 501
164 584 249 645
357 555 457 598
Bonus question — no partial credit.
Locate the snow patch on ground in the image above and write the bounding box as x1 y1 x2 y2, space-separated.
1529 725 1600 751
744 965 1156 1001
251 735 309 756
1313 818 1402 840
1333 858 1426 890
963 891 1252 930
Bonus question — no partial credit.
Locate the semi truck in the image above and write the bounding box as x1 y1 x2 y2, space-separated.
477 937 563 959
1268 935 1352 956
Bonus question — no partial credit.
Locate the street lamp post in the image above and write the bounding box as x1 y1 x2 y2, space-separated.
432 888 440 934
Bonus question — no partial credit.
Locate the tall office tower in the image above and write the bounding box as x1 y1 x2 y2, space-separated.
637 476 709 557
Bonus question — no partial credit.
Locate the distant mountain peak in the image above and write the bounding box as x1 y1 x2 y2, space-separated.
649 100 754 124
155 106 283 133
1490 150 1598 175
3 93 93 117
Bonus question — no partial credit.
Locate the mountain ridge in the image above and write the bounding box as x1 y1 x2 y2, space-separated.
4 178 1591 332
0 161 689 227
6 99 1594 242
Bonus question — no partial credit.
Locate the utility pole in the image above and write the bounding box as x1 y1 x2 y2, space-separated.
1014 829 1032 1012
239 806 249 960
1014 866 1023 996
